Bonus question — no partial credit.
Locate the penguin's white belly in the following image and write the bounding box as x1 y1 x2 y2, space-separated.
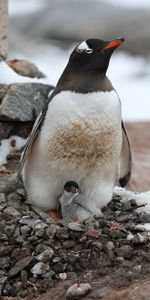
42 90 121 171
23 90 122 211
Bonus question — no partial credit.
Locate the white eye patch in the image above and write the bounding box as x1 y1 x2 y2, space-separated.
76 41 93 54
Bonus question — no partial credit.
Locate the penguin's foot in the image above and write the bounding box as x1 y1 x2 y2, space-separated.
48 210 62 221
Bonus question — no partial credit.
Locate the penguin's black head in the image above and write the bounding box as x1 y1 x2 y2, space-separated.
64 181 79 194
69 38 124 75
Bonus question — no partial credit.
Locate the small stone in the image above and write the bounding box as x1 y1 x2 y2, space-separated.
35 228 45 237
106 241 115 251
35 248 54 262
0 193 6 204
0 257 10 269
0 233 8 241
59 272 67 280
84 228 101 238
13 227 20 238
3 206 21 217
0 245 11 256
42 270 55 279
20 225 30 235
4 224 16 237
9 256 33 277
55 227 69 240
63 240 76 249
115 245 133 259
21 270 28 282
46 224 59 238
66 283 92 299
67 222 85 232
31 262 50 275
98 218 107 228
52 256 62 263
11 281 23 296
6 192 22 203
139 212 150 223
19 216 40 228
32 221 47 230
117 214 133 223
132 233 148 245
109 229 126 239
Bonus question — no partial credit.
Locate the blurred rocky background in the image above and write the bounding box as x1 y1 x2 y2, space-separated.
9 0 150 56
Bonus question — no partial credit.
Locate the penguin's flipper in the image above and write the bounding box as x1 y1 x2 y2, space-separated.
16 111 44 181
119 122 132 187
17 90 55 181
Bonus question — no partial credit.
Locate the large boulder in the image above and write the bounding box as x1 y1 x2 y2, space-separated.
0 83 53 122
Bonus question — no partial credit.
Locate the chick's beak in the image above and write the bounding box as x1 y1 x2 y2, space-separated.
103 38 125 50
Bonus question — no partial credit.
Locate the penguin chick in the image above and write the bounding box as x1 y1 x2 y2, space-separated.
59 181 94 222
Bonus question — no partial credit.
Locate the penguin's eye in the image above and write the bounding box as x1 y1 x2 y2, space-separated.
76 41 93 54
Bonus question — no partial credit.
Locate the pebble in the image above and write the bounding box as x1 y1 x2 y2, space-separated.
3 206 21 217
35 248 54 262
31 262 50 275
9 256 33 277
84 228 101 238
0 193 6 204
0 257 10 269
20 225 30 235
139 212 150 223
46 224 59 238
66 283 92 299
115 245 133 258
19 216 40 228
55 227 69 240
106 241 115 251
67 222 85 232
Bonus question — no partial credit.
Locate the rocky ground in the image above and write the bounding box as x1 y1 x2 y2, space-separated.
0 123 150 300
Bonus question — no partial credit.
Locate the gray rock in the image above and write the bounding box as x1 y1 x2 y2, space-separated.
0 257 10 269
139 212 150 223
0 174 23 195
66 282 92 299
19 216 40 228
0 83 54 122
20 225 30 235
35 248 54 262
31 262 50 275
32 221 48 230
67 222 85 232
0 84 9 103
115 245 133 259
20 270 28 282
0 193 6 204
46 224 60 238
55 227 69 240
106 241 115 251
0 276 8 296
4 224 16 237
3 206 21 217
9 256 33 277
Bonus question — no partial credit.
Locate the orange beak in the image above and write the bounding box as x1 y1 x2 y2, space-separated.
103 38 125 50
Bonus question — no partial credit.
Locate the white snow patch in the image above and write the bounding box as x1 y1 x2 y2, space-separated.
114 186 150 214
135 224 150 231
127 232 134 241
0 136 26 166
0 61 49 85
